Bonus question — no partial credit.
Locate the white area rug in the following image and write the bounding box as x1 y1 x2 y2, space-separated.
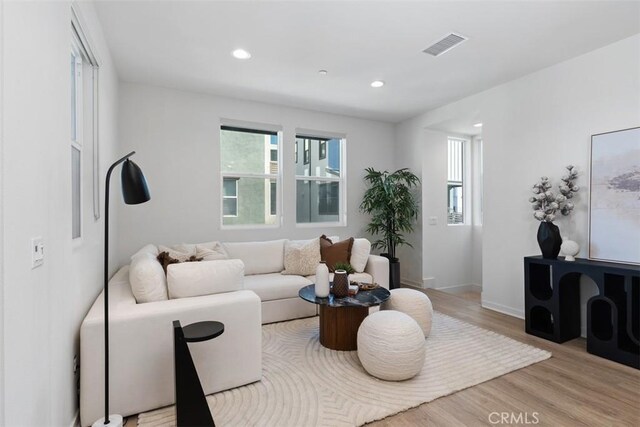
138 312 550 427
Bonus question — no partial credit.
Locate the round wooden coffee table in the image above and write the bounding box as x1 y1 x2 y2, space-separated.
299 284 391 351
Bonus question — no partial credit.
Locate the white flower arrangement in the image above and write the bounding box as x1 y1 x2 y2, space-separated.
530 165 579 222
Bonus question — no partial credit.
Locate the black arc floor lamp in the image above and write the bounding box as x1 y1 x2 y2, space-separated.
94 151 150 427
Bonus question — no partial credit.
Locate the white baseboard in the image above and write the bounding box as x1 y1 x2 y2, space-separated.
436 283 482 293
481 299 525 319
69 410 80 427
400 277 424 288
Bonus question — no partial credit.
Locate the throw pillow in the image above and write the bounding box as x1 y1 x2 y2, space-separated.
282 238 321 276
350 238 372 273
157 251 203 274
320 235 354 272
196 241 229 261
158 244 197 262
129 252 168 303
167 259 244 299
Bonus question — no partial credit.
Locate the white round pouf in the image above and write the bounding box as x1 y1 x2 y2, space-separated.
357 310 426 381
381 288 433 337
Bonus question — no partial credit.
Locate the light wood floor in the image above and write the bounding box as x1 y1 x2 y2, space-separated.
369 288 640 427
126 289 640 427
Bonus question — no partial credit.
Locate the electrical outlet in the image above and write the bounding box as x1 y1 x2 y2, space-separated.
31 237 44 268
428 216 438 225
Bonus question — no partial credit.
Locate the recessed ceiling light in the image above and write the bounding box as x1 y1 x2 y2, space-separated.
318 70 328 75
371 80 385 88
232 49 251 59
473 122 483 128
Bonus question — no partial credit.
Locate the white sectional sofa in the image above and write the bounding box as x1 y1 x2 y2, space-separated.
80 237 388 426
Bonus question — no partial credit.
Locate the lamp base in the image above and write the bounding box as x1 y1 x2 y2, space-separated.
92 414 123 427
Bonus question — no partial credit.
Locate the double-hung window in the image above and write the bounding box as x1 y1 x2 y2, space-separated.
447 137 466 224
220 125 281 227
71 16 99 240
295 135 345 225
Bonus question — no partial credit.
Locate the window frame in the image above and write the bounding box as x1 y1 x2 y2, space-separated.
222 177 239 217
447 137 467 226
70 10 101 244
219 125 282 230
70 30 84 242
295 134 347 227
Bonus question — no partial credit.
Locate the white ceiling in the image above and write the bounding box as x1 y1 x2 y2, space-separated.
93 1 640 123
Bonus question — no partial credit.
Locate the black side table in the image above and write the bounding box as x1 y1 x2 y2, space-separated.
173 320 224 427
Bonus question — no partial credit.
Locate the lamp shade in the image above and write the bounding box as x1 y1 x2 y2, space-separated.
121 159 150 205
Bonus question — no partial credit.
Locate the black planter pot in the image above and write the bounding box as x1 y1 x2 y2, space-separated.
380 254 401 289
537 221 562 260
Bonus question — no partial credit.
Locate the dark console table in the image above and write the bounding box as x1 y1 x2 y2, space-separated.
524 256 639 369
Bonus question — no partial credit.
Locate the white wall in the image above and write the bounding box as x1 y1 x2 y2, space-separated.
396 34 640 318
0 1 119 426
116 83 395 265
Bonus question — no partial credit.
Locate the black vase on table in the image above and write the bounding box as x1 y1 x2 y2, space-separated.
537 221 562 260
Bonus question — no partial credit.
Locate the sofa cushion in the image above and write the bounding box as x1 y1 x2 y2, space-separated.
306 272 373 285
282 238 321 276
129 252 168 303
243 273 312 301
320 235 354 272
223 239 286 275
196 241 229 261
167 259 244 299
350 238 372 273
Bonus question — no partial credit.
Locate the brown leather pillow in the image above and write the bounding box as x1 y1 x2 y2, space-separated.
157 251 203 274
319 235 354 272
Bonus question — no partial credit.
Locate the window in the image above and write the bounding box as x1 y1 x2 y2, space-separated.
447 138 465 224
71 42 82 239
319 140 326 160
269 180 277 216
220 126 280 227
222 178 238 217
303 139 310 165
70 18 98 240
295 135 345 224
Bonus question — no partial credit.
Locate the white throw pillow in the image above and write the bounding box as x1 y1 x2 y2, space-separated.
158 244 197 261
282 238 321 276
130 244 159 260
129 252 168 303
167 259 244 299
195 241 229 261
350 238 372 273
223 239 286 275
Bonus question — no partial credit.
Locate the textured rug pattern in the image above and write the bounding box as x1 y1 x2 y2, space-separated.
138 312 550 427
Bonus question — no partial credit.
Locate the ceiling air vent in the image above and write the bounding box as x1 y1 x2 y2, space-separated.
423 33 468 57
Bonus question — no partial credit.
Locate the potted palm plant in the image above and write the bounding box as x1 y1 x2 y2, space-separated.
360 167 420 289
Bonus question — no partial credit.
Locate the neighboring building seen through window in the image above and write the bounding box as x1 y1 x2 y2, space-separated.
448 138 465 224
295 135 344 224
220 126 280 226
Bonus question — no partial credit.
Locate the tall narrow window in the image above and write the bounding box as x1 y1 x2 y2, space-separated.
71 42 82 239
295 135 345 224
447 138 465 224
220 126 280 227
71 14 99 240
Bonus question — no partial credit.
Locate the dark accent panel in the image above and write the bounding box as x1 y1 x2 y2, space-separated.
529 263 552 300
589 298 613 341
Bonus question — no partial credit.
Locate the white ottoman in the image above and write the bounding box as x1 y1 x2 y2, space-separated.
357 310 426 381
381 288 433 337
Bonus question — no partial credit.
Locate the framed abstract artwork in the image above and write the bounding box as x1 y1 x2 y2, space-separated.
589 127 640 264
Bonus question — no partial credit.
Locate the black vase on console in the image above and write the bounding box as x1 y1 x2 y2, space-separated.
537 221 562 259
